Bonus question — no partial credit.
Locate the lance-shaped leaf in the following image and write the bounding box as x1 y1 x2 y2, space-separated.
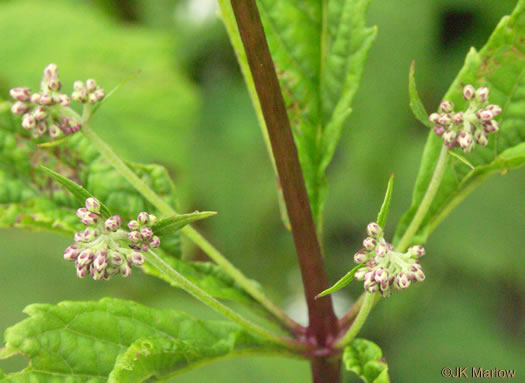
221 0 377 229
40 166 112 218
0 298 286 382
316 264 365 299
343 338 390 383
394 1 525 245
408 61 432 128
376 174 394 229
152 211 217 236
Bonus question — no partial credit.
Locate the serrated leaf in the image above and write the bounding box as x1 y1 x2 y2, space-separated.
408 61 432 128
316 264 365 298
222 0 376 230
376 174 394 228
152 211 217 236
0 298 284 382
343 338 390 383
394 1 525 246
40 166 112 218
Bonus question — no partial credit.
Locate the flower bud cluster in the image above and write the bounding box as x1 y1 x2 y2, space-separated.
10 64 80 139
429 85 501 153
9 64 104 140
127 212 160 252
353 222 426 297
63 198 159 280
72 79 105 104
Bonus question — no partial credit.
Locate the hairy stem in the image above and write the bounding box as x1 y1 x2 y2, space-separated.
396 144 449 252
229 0 339 381
334 292 378 348
146 250 307 351
80 107 300 332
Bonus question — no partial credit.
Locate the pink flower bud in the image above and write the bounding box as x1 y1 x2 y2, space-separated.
429 113 440 124
39 93 54 106
463 84 475 100
433 125 446 136
128 220 139 231
366 222 382 238
375 242 388 257
443 130 457 148
438 113 451 126
140 227 153 240
76 265 88 278
86 79 97 92
30 93 42 104
49 123 64 139
149 236 160 248
129 252 145 267
137 212 149 225
85 197 100 213
21 113 36 130
32 106 48 121
477 109 493 122
474 130 488 146
93 88 105 102
374 268 388 283
43 63 58 78
64 245 80 261
120 262 132 277
475 87 489 103
354 268 367 281
354 250 367 263
452 112 464 124
73 81 86 92
47 76 61 91
483 119 499 133
439 101 454 114
363 237 376 251
128 231 142 243
408 245 425 257
11 101 30 115
55 94 71 107
104 216 122 232
485 104 502 116
9 87 31 102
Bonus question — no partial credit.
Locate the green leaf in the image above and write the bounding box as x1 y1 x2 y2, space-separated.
316 264 365 298
394 1 525 245
408 61 432 128
376 174 394 228
343 338 390 383
0 298 285 382
223 0 377 229
40 166 112 218
152 211 217 236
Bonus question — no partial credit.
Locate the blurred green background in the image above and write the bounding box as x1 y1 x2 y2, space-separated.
0 0 523 382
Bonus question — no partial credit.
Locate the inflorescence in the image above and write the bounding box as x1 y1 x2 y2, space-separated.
9 63 104 139
353 223 426 297
429 85 501 153
63 198 160 280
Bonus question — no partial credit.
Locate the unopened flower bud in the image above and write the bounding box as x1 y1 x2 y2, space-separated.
129 252 145 267
120 262 132 277
375 242 388 257
92 88 105 102
474 130 488 146
30 93 42 104
85 197 100 213
76 265 88 278
374 268 389 283
452 112 464 124
443 130 457 148
395 273 411 290
485 104 502 116
9 87 31 102
364 279 378 293
429 113 440 124
483 119 499 133
128 220 139 231
80 212 99 226
47 76 61 91
354 250 367 263
475 87 489 103
439 101 454 114
39 93 54 106
88 93 98 104
104 216 122 232
11 101 30 115
149 236 160 248
137 212 149 225
433 125 446 136
73 81 86 92
148 214 158 225
21 113 36 130
363 237 376 251
366 222 382 238
140 227 153 240
93 251 108 272
438 113 451 126
128 231 142 243
43 63 58 78
64 245 80 261
463 84 475 100
77 248 95 267
458 132 474 153
55 94 71 107
478 109 493 122
354 268 367 281
86 79 97 92
32 106 47 121
408 245 425 257
49 123 64 139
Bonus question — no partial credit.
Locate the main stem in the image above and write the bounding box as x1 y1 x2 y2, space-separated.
229 1 339 381
80 108 300 333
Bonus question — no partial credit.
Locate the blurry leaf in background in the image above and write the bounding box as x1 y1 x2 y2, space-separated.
0 0 200 166
394 0 525 246
343 338 390 383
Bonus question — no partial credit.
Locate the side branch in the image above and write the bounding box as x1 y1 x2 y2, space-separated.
229 0 338 346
